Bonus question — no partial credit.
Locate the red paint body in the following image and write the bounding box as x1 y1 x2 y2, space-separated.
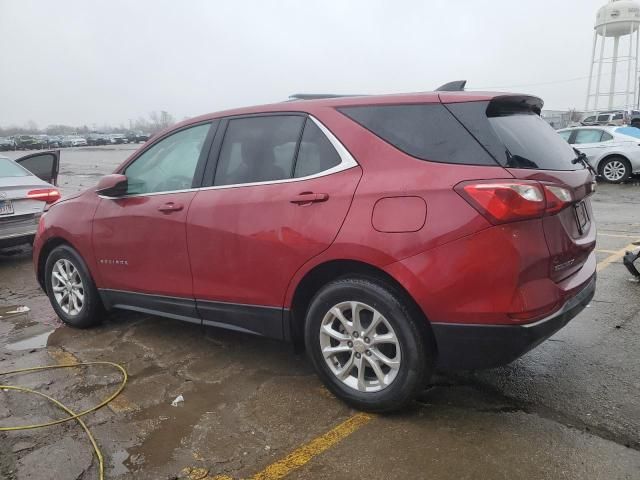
33 91 597 350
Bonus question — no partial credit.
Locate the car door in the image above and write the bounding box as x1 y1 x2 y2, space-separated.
571 129 610 163
14 150 60 185
186 114 362 338
92 122 215 320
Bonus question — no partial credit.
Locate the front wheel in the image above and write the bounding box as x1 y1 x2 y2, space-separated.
600 156 631 183
45 245 104 328
305 277 433 412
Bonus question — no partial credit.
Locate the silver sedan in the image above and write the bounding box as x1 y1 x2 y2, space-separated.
0 151 60 249
557 126 640 183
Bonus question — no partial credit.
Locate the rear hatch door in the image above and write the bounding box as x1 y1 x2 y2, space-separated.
445 95 596 282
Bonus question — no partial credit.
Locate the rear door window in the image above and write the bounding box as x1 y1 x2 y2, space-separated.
214 116 305 186
573 129 604 144
557 130 572 142
0 158 29 177
597 114 610 122
294 120 341 177
338 104 497 166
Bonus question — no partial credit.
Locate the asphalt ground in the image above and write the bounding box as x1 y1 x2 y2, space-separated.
0 145 639 479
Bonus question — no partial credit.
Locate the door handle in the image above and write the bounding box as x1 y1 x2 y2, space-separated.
289 192 329 205
157 202 184 213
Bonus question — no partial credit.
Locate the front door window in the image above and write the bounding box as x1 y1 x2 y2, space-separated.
125 123 211 194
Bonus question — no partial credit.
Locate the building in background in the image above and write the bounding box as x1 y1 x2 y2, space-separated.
541 110 583 129
585 0 640 111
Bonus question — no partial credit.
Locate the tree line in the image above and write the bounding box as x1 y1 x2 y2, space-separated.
0 111 176 136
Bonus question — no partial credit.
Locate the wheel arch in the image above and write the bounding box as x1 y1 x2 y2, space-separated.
288 259 435 353
37 237 79 291
597 153 631 173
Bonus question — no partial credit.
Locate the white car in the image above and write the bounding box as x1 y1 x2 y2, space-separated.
0 152 60 248
557 126 640 183
70 136 88 147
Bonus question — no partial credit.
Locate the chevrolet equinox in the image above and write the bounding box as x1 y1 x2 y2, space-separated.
34 86 597 411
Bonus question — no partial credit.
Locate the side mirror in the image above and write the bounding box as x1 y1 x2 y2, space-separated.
96 174 128 197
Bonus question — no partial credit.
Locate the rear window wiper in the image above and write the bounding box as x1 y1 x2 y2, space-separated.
572 148 596 176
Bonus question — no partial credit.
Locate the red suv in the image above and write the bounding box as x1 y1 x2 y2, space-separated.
34 87 597 411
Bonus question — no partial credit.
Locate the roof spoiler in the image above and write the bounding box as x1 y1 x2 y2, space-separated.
486 95 543 116
435 80 467 92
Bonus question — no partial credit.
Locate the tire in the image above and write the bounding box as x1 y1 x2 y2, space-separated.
44 245 104 328
304 277 433 412
599 156 631 183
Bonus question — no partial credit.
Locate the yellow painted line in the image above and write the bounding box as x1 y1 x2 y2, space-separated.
48 347 137 413
596 249 619 254
597 243 637 272
250 412 374 480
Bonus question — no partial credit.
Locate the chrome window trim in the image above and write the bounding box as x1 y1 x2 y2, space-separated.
98 115 358 199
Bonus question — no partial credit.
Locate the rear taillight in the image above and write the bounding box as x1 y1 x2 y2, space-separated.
27 188 61 204
455 180 573 224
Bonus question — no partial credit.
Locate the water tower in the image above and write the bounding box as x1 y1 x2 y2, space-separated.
585 0 640 111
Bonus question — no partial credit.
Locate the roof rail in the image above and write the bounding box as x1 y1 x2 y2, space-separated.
435 80 467 92
288 93 364 101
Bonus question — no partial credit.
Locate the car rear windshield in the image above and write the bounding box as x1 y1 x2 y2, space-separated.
0 158 29 177
338 104 497 166
487 113 578 170
616 126 640 138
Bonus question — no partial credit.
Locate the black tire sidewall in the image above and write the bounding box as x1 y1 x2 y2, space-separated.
600 156 631 183
304 277 432 412
45 245 103 328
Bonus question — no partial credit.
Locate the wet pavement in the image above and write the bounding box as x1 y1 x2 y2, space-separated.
0 146 639 479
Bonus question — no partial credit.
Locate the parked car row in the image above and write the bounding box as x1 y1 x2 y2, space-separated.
580 109 640 128
0 131 150 151
557 125 640 182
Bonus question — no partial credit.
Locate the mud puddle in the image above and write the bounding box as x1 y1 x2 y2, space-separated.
6 330 54 351
123 380 226 473
0 305 30 319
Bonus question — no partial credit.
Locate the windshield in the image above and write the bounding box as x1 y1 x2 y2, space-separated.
615 127 640 139
488 113 578 170
0 157 30 177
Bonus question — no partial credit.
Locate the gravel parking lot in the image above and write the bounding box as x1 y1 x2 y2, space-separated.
1 145 639 479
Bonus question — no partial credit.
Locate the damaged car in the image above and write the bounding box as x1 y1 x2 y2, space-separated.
33 85 597 411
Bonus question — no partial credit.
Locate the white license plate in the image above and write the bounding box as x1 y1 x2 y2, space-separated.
0 199 14 216
574 201 588 233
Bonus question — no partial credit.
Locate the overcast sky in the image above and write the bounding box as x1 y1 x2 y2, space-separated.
0 0 617 128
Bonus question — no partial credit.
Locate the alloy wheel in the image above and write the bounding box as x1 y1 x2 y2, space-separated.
319 301 401 393
603 160 627 182
51 258 85 316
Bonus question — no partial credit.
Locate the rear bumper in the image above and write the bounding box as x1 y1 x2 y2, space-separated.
432 274 596 369
0 214 39 248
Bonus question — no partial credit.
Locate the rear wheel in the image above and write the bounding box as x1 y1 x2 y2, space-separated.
305 277 432 412
599 156 631 183
45 245 104 328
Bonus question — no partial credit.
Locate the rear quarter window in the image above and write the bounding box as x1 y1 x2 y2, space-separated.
338 104 497 166
0 158 29 177
488 113 578 170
